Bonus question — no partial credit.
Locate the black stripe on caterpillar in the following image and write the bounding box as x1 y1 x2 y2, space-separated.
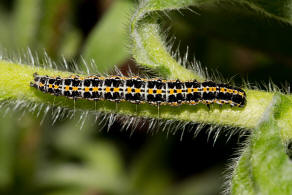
30 73 246 107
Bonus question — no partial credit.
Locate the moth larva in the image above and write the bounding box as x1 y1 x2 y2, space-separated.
30 73 246 107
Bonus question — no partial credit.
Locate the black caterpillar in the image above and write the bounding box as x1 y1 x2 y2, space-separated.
30 73 246 107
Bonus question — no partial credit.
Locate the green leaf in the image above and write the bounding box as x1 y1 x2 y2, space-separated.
128 136 172 195
37 0 74 58
13 0 40 48
82 0 134 73
231 94 292 194
0 113 16 188
0 7 12 48
37 121 126 194
59 29 82 59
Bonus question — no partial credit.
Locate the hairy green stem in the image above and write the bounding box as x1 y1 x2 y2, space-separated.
232 94 292 194
0 59 275 131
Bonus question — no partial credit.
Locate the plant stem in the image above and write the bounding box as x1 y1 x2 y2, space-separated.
0 59 275 131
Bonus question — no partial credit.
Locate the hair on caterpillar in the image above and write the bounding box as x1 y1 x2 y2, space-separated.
0 95 248 146
1 47 286 156
1 48 247 124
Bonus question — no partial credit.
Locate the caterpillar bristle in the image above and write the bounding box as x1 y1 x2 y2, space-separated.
31 73 246 108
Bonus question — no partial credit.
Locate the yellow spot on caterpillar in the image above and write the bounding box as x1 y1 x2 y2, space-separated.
31 73 246 108
210 87 216 92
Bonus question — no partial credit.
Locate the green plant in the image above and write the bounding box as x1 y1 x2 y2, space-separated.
0 0 292 194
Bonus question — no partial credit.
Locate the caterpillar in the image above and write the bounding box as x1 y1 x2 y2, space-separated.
30 73 246 107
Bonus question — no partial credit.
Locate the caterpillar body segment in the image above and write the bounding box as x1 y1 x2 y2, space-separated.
30 73 246 107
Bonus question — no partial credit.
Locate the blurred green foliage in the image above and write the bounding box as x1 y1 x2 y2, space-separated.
1 0 292 194
82 0 132 73
0 110 223 195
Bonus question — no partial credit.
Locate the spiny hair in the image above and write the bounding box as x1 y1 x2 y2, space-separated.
0 48 253 139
